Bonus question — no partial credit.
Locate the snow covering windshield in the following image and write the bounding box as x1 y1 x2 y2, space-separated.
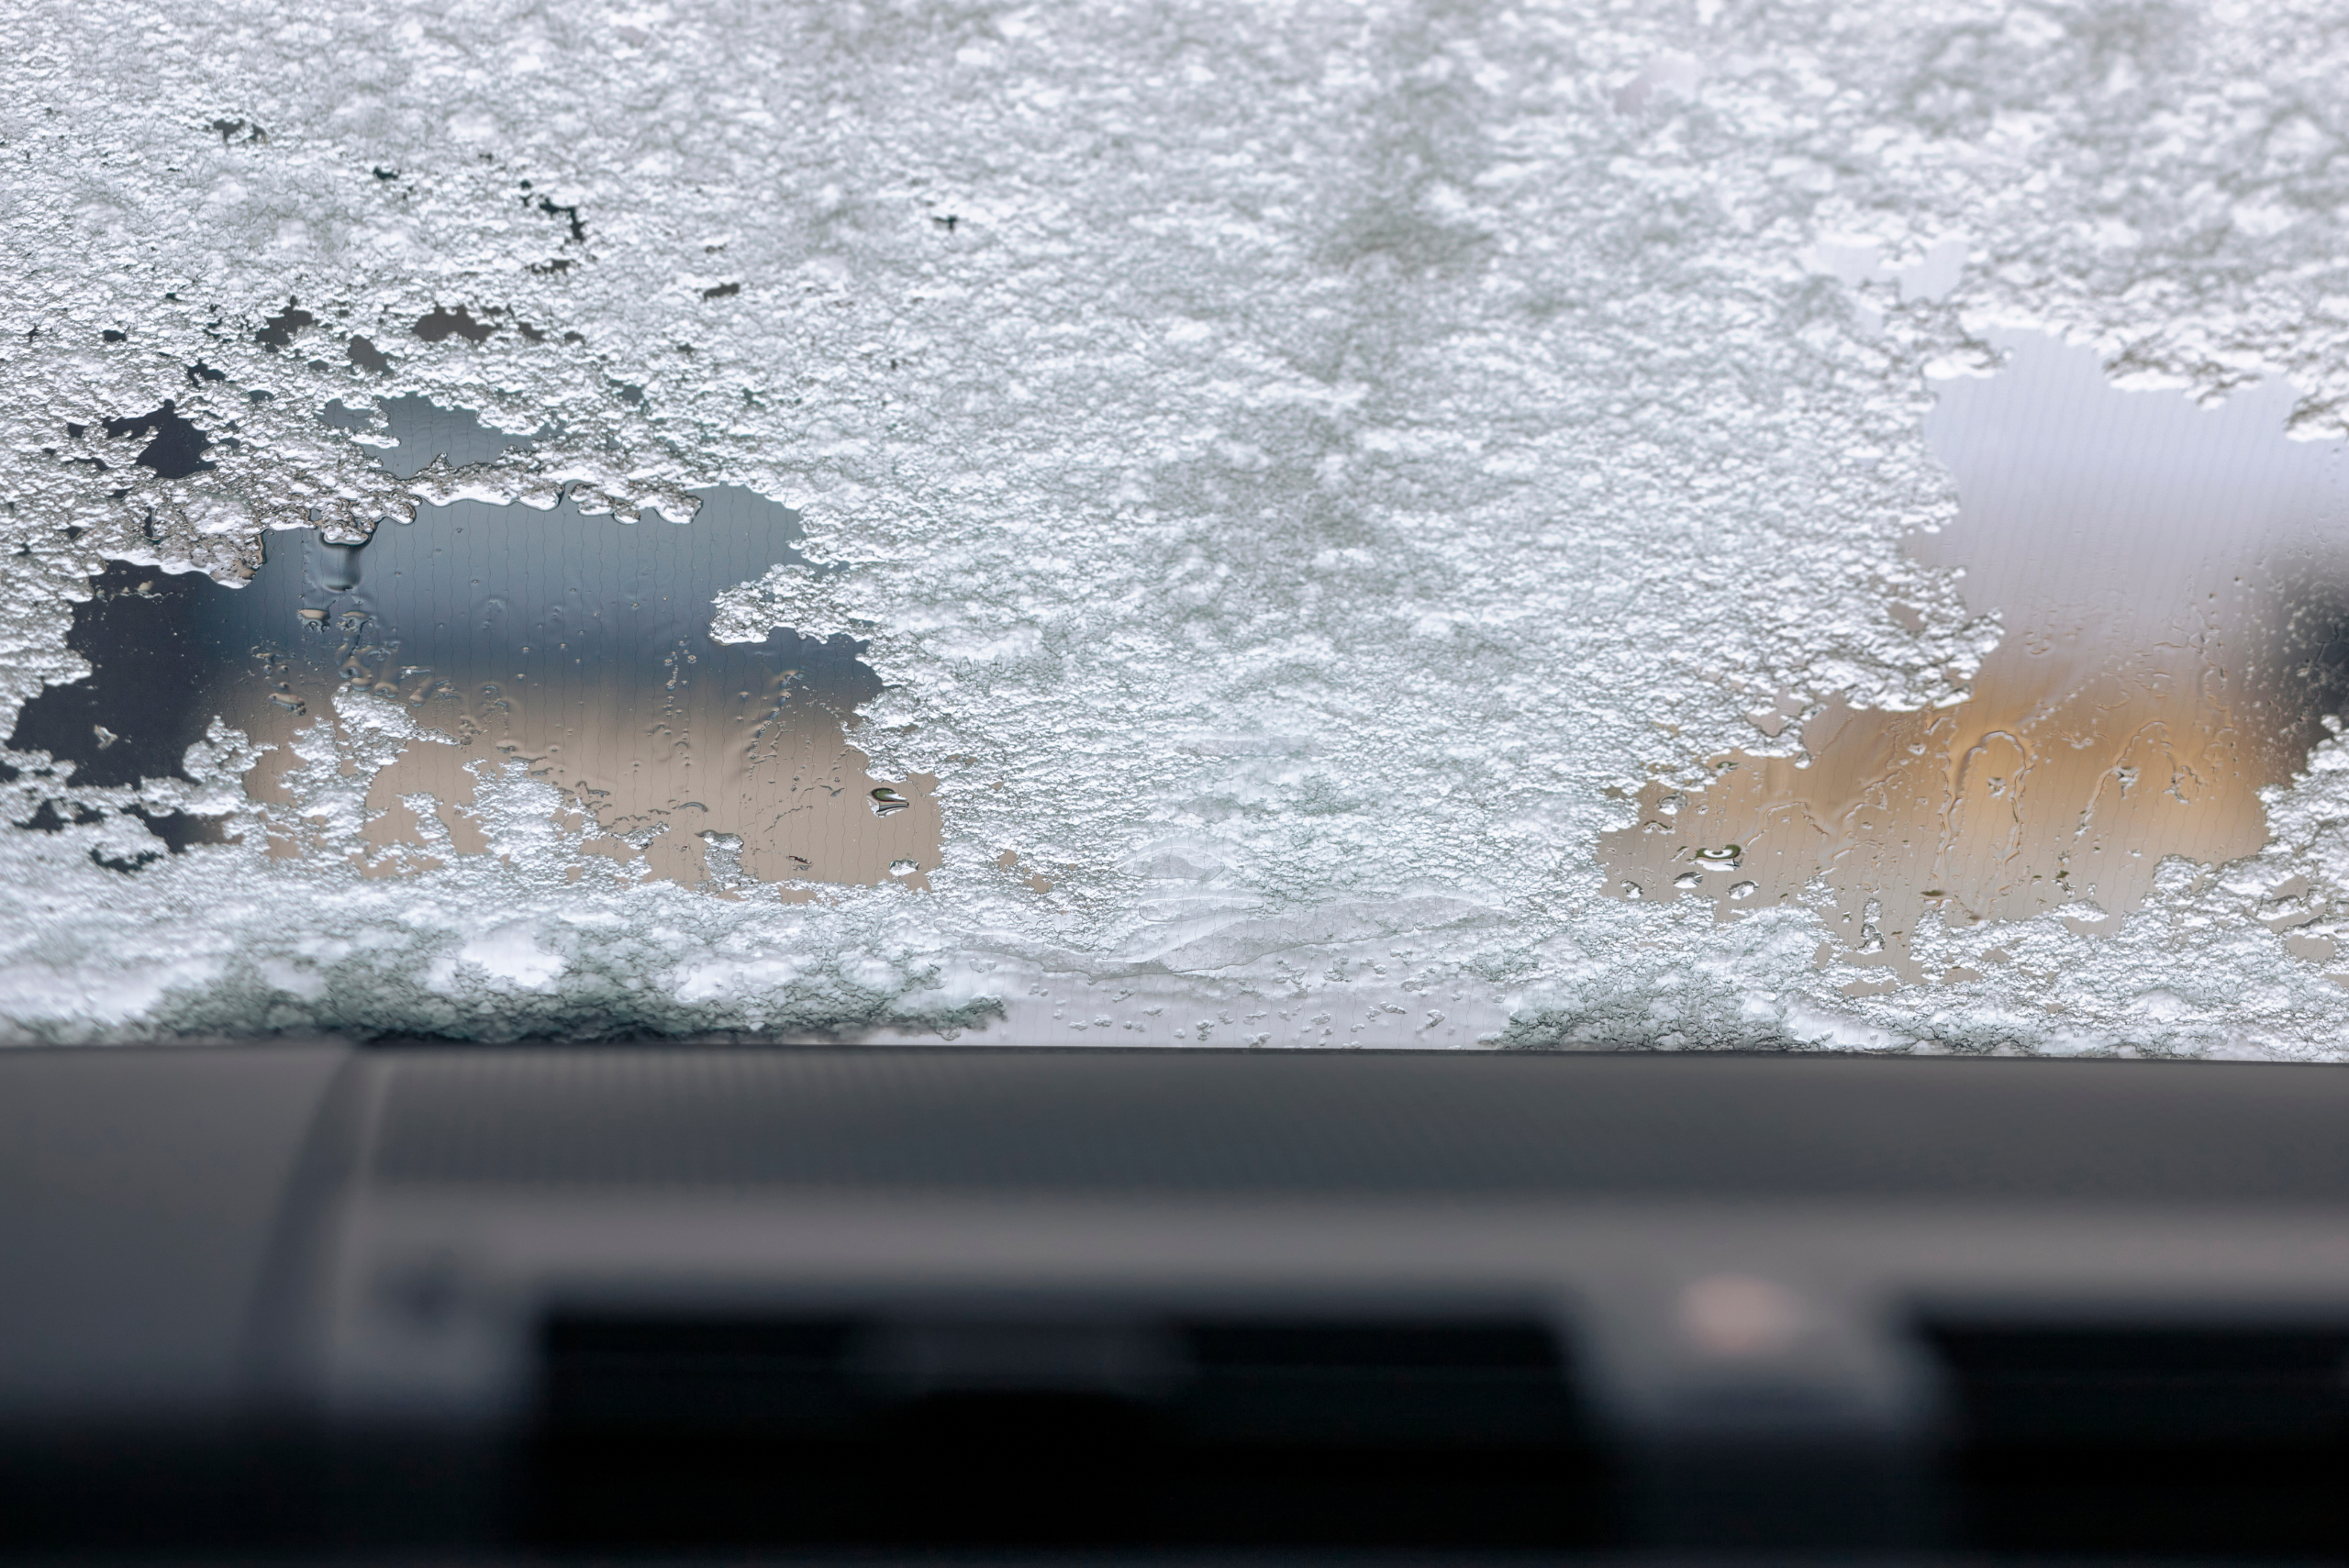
7 0 2349 1056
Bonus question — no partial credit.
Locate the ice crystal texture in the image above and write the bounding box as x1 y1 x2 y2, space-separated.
6 0 2349 1053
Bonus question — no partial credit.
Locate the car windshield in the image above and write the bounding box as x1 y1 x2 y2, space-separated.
5 3 2345 1057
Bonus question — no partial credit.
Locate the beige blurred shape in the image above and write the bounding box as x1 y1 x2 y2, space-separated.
1675 1273 1811 1361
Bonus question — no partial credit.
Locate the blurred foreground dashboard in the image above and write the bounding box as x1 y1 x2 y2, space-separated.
6 1043 2349 1563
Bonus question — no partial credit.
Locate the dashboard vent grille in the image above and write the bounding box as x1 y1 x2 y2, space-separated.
533 1308 1602 1548
1921 1320 2349 1554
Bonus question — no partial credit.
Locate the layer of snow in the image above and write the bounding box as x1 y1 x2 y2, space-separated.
5 1 2349 1054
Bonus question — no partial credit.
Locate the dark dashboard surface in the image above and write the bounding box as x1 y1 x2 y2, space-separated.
5 1043 2347 1562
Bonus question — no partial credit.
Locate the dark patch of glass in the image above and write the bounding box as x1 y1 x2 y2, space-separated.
255 301 317 351
101 402 212 480
413 306 497 345
347 336 391 374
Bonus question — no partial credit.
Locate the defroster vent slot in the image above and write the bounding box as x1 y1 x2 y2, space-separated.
530 1307 1606 1549
1920 1318 2349 1556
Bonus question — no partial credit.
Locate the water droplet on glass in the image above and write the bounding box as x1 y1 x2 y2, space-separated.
314 543 362 592
1673 871 1702 889
1729 880 1757 900
1694 844 1742 864
297 607 328 622
269 692 306 713
888 858 918 877
870 785 909 816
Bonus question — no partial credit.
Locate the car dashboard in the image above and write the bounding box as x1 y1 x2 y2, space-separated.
5 1043 2348 1561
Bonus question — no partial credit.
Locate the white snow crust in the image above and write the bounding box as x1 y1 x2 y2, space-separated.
6 0 2349 1052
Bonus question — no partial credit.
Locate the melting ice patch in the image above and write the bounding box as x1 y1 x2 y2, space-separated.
8 2 2349 1051
10 484 939 892
1601 331 2349 987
